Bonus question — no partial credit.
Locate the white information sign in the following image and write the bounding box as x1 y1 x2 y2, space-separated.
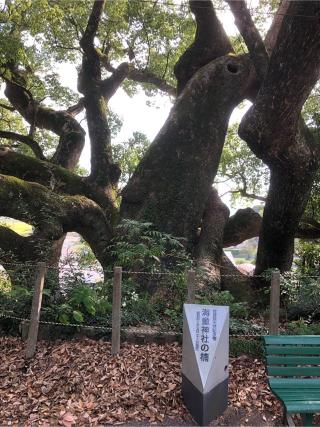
182 304 229 393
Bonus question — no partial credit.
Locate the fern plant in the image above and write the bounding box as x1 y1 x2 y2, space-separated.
108 219 193 273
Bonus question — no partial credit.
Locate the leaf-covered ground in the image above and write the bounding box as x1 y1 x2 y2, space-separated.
0 338 292 426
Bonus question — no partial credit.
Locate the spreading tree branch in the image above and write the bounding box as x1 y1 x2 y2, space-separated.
100 62 130 100
228 188 266 202
0 102 15 111
0 130 45 159
0 149 115 215
65 97 85 117
99 52 176 96
0 174 112 266
4 78 85 170
223 208 262 247
223 209 320 248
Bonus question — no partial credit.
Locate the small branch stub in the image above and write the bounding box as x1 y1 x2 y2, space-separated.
111 266 122 355
25 262 47 359
269 270 280 335
187 270 196 304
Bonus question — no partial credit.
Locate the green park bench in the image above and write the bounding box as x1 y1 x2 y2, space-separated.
264 335 320 427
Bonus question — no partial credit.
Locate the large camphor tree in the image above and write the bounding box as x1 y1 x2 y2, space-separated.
0 0 320 294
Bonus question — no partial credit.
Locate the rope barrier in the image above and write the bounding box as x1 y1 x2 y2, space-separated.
2 260 320 280
0 312 264 338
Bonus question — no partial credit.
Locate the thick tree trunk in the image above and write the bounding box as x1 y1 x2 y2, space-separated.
195 189 229 284
121 55 252 245
238 1 320 274
220 254 254 302
255 164 315 273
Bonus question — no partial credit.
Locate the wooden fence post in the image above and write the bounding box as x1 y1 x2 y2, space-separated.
269 270 280 335
186 270 196 304
25 262 47 359
111 266 122 355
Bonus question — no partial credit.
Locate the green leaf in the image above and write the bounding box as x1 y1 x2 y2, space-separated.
58 313 70 324
73 310 84 323
84 304 96 316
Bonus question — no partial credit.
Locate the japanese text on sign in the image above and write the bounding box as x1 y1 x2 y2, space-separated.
195 308 217 363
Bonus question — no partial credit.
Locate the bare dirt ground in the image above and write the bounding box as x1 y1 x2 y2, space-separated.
0 337 313 426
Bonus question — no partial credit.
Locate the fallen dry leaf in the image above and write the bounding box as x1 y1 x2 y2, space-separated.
0 337 288 426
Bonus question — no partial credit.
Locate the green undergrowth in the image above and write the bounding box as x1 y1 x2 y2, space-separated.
3 220 319 351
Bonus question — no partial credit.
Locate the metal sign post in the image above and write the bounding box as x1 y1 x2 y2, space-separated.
182 304 229 426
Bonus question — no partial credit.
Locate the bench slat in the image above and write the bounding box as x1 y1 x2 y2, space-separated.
273 389 320 395
268 366 320 376
265 346 320 355
267 356 320 365
286 403 320 413
265 336 320 421
279 396 320 401
264 336 320 345
270 378 320 388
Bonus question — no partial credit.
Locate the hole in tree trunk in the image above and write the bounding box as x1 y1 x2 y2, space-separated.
226 63 239 74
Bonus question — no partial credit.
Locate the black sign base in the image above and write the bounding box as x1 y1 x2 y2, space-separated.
182 374 228 426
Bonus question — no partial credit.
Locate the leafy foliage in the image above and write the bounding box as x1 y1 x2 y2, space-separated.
295 241 320 276
113 132 150 186
280 272 320 320
109 219 192 272
217 123 269 204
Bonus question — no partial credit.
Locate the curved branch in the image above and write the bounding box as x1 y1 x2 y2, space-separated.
223 208 262 247
100 62 130 101
0 174 112 266
265 0 290 54
0 130 45 159
0 149 115 215
4 79 85 170
128 67 176 97
100 55 176 97
222 208 320 248
228 188 266 202
226 0 268 80
65 98 85 117
174 0 233 94
239 2 320 160
0 102 15 111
